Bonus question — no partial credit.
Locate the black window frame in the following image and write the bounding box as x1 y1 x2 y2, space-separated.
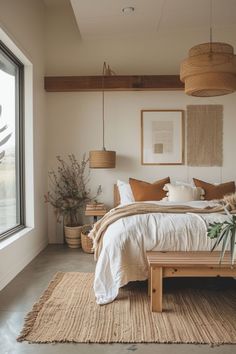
0 40 25 241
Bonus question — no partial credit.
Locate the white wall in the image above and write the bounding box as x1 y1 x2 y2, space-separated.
47 90 236 243
0 0 48 290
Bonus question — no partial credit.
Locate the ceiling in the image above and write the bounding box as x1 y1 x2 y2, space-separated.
69 0 236 40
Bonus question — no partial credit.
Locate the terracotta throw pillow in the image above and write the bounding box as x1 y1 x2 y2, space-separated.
193 178 235 200
129 177 170 201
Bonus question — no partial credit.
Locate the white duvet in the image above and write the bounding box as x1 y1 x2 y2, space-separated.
94 201 228 304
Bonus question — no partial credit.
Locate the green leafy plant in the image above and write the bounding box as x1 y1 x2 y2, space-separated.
44 154 102 227
207 207 236 265
0 105 12 163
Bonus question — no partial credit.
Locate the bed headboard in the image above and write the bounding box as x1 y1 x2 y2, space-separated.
114 184 120 207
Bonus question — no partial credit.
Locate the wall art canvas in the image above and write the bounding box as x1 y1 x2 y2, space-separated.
141 110 184 165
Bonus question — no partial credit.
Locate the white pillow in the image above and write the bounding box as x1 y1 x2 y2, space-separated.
175 180 194 187
117 180 135 205
163 183 204 202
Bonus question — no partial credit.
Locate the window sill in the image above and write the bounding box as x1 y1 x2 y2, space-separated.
0 227 34 250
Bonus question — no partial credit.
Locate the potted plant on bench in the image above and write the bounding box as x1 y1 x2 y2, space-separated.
45 154 101 248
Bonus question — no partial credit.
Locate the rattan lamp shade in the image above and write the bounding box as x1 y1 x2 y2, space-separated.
180 42 236 97
89 150 116 169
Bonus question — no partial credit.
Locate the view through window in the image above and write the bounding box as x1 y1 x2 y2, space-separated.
0 41 24 239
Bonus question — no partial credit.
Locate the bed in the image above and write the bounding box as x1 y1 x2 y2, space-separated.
91 182 235 305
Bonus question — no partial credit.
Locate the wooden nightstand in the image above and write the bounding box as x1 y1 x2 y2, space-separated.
85 203 107 222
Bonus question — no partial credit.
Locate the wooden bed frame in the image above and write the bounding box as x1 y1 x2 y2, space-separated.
113 185 235 313
113 184 120 207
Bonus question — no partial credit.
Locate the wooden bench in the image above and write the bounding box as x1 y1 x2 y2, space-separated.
146 251 236 312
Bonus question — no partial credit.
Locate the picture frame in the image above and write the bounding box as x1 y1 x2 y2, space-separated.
141 110 185 165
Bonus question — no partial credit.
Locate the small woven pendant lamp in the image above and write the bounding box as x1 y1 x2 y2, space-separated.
89 62 116 168
180 0 236 97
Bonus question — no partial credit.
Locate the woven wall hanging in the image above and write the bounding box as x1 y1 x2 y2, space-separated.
187 105 223 166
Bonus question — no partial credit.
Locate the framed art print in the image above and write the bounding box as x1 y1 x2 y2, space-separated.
141 110 184 165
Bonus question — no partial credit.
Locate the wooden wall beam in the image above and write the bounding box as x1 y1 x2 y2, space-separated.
44 75 184 92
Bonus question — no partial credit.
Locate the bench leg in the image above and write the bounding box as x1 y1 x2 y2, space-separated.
148 266 150 296
150 266 163 312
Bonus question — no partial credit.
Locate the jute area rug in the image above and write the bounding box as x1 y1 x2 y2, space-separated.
18 272 236 344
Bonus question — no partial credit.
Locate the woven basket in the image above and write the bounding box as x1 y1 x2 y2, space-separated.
81 224 94 254
64 225 82 249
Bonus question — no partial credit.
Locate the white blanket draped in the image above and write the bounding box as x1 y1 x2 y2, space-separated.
94 201 228 304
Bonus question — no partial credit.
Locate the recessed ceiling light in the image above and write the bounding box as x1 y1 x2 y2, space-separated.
122 6 135 14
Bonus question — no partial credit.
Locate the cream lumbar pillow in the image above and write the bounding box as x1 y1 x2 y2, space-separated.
163 183 204 202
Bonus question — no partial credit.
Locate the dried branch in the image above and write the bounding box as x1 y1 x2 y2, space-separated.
45 154 101 226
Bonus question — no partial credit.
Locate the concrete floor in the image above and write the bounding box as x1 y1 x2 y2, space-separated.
0 244 235 354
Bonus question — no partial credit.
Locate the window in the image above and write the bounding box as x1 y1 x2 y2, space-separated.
0 41 24 240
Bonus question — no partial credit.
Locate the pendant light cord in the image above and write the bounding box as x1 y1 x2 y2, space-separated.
209 0 213 52
102 62 115 151
156 0 166 33
102 62 106 151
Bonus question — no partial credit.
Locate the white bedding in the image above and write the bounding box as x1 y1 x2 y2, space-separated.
94 201 228 305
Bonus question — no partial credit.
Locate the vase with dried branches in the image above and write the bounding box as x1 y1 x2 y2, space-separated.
45 154 101 248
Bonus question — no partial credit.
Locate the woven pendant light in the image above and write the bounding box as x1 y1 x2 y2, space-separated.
180 42 236 97
89 62 116 169
180 0 236 97
89 150 116 168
